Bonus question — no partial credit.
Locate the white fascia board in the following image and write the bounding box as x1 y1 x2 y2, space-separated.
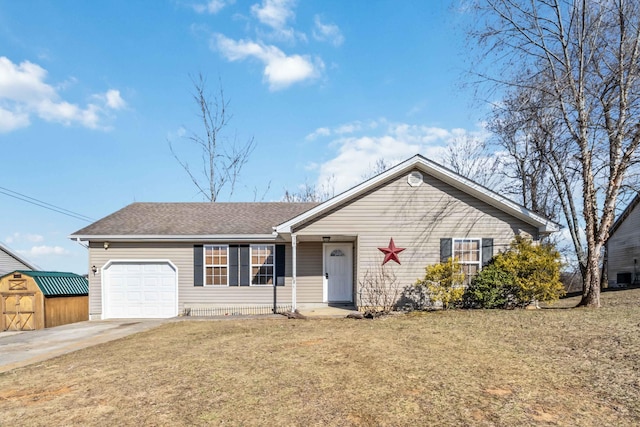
275 156 420 233
276 154 560 234
67 234 278 242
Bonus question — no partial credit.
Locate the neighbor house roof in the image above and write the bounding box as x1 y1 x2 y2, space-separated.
69 202 319 240
276 154 560 234
0 242 39 274
5 271 88 296
609 193 640 237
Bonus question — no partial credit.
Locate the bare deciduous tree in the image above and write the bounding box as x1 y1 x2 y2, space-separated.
282 175 336 203
360 157 392 181
169 74 255 202
470 0 640 307
442 134 502 189
489 87 570 218
357 265 402 316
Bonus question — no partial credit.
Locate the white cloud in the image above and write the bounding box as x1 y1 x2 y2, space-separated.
0 56 125 132
212 34 323 90
5 232 44 244
251 0 295 31
193 0 233 14
251 0 306 43
304 162 319 171
19 245 69 257
312 15 344 46
305 126 331 141
335 122 362 135
104 89 127 110
0 107 29 132
306 120 380 140
314 121 489 193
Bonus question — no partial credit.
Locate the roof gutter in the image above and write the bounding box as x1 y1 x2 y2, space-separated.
68 234 279 242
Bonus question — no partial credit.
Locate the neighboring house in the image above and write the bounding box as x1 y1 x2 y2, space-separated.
0 243 38 276
69 154 559 320
607 194 640 287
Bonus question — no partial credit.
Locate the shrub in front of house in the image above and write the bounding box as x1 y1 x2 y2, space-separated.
465 236 565 308
358 266 402 317
464 262 517 309
415 258 466 309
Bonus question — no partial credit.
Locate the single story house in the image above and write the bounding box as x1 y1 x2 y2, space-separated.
0 242 38 276
69 154 559 320
607 194 640 286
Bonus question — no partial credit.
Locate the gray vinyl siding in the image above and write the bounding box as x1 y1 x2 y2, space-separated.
0 250 34 276
293 170 539 294
88 241 294 318
608 201 640 286
295 242 324 303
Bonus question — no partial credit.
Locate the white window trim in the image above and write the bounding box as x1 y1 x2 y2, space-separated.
250 244 275 287
451 237 482 275
204 244 229 287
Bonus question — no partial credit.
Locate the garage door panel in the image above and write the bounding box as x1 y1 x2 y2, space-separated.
104 262 177 319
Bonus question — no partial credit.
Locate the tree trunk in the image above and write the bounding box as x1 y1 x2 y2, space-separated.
577 250 601 307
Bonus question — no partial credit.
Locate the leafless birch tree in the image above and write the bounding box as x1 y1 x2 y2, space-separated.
470 0 640 307
169 74 255 202
442 134 502 189
282 175 336 202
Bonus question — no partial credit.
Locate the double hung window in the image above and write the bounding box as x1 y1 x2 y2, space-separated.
204 245 228 286
453 238 481 285
198 244 280 286
251 244 274 285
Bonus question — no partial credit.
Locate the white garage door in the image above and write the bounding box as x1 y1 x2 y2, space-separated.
103 262 177 319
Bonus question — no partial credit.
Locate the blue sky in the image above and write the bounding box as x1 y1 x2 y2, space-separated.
0 0 488 275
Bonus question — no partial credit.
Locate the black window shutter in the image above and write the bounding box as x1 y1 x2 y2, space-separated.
194 245 204 286
440 238 452 263
275 244 285 286
482 238 494 267
240 245 250 286
229 245 239 286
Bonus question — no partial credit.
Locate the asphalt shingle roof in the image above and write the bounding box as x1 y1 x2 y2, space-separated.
70 202 319 237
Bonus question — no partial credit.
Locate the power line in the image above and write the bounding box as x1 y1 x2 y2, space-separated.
0 186 95 222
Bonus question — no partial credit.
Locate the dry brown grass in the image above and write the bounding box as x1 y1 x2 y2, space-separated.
1 288 639 426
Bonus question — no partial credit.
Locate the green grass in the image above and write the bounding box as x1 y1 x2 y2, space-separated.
1 289 639 426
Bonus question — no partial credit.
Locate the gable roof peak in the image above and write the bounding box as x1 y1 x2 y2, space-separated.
276 154 560 234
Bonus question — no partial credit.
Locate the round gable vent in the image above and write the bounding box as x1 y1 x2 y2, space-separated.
408 171 423 187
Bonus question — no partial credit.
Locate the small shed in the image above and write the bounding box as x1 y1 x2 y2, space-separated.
0 271 89 331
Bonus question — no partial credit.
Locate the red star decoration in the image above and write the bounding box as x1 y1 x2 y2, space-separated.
378 238 406 265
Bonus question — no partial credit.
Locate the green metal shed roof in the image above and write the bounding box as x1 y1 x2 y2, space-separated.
13 271 88 297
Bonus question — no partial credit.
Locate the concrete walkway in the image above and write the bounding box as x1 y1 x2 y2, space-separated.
0 319 167 373
297 305 359 318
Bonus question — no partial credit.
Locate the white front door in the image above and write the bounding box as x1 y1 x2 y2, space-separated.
324 243 353 302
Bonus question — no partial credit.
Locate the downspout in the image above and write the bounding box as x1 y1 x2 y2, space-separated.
273 273 277 314
292 233 297 312
74 237 89 249
272 229 278 313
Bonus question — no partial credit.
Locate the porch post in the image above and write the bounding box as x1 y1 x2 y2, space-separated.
291 233 297 312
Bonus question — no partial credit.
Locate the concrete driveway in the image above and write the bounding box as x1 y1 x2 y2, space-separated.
0 319 169 373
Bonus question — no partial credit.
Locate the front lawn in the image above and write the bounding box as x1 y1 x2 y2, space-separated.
1 289 639 426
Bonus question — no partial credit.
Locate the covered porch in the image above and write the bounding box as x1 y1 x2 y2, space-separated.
284 233 358 311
